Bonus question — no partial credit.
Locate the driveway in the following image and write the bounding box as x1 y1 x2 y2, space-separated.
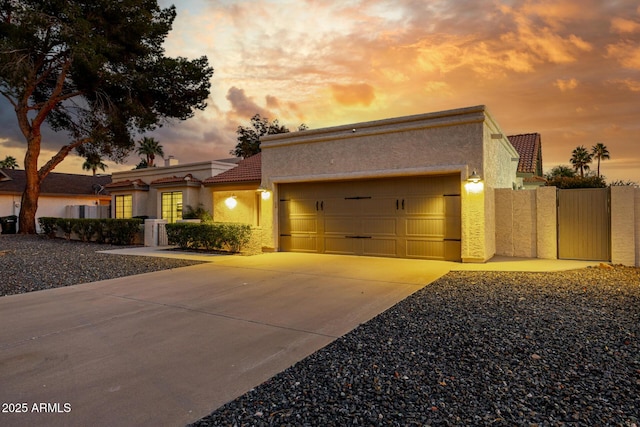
0 253 451 427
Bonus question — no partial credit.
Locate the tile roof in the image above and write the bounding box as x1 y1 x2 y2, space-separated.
104 179 148 190
203 153 261 184
508 133 542 175
0 169 111 195
150 174 201 186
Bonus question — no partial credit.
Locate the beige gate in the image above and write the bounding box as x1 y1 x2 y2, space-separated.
557 188 610 261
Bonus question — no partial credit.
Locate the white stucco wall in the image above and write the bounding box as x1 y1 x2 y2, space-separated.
610 186 636 266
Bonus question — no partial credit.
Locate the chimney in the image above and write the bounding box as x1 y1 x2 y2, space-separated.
164 155 179 167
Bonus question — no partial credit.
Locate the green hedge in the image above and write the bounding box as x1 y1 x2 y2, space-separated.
38 217 143 245
165 222 251 253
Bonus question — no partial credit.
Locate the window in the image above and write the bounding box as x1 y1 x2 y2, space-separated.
161 191 183 223
115 195 132 219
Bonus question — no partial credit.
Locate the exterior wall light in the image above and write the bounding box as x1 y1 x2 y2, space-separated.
465 170 483 193
467 170 481 183
224 195 237 209
257 185 271 200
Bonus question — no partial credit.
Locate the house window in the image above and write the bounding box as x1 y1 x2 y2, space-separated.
115 195 133 219
161 191 183 223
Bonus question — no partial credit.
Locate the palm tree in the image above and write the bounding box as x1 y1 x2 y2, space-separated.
591 142 610 178
136 137 164 167
570 145 592 178
0 155 19 169
82 153 108 176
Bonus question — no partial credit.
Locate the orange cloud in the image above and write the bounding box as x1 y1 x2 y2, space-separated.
330 83 376 107
606 41 640 69
611 17 640 34
555 78 579 91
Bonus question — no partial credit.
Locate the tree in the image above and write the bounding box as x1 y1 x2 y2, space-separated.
231 114 307 158
0 1 214 233
569 146 593 178
82 152 107 176
591 143 610 178
545 165 576 180
136 137 164 167
0 155 19 169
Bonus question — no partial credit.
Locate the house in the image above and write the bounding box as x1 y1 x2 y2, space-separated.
0 169 112 230
109 105 526 262
105 158 237 220
507 133 546 189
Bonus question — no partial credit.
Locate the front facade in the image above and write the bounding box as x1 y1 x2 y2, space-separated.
261 105 519 262
107 105 524 262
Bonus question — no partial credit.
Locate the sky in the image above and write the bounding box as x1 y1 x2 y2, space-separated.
1 0 639 183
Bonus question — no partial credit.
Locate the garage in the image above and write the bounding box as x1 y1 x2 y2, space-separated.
278 174 461 261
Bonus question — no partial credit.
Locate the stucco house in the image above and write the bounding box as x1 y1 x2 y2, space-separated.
109 105 530 262
0 169 111 231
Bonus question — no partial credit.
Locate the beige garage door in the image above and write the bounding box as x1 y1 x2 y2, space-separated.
279 175 461 261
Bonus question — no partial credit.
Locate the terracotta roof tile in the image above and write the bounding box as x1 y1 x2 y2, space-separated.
0 169 111 195
204 153 261 184
104 179 148 189
150 174 201 185
508 133 542 175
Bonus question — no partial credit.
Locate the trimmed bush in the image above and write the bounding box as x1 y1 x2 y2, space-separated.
166 222 251 253
37 218 142 245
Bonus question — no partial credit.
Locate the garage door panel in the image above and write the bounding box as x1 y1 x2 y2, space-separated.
324 217 358 234
363 239 397 257
324 237 357 255
289 218 317 233
285 236 318 252
362 218 396 235
406 218 444 237
406 196 444 215
406 240 444 259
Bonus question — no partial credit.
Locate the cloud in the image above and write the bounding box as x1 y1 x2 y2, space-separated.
608 78 640 92
330 83 376 107
606 41 640 70
225 86 271 119
611 17 640 34
555 78 579 91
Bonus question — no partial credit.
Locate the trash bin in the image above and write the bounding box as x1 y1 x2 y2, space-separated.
0 215 17 234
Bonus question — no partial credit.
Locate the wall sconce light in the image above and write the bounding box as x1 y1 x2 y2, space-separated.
224 194 237 209
257 185 271 200
465 170 484 193
467 170 481 183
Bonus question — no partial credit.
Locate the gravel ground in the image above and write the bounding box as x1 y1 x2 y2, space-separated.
0 234 203 297
192 267 640 426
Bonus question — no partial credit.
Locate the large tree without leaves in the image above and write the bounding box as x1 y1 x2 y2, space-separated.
0 0 213 233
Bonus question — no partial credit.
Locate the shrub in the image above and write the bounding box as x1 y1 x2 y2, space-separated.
36 218 142 245
182 204 212 222
546 176 606 189
38 217 58 238
166 222 251 253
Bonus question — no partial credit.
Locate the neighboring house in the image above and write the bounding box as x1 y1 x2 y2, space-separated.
507 133 546 189
0 169 111 230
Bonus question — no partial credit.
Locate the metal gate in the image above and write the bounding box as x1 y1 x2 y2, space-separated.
557 188 610 261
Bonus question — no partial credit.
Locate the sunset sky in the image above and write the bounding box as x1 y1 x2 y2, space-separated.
1 0 639 183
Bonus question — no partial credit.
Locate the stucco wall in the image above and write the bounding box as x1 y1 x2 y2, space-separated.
111 161 234 184
610 186 636 266
494 189 537 257
636 188 640 267
261 106 487 187
536 186 557 259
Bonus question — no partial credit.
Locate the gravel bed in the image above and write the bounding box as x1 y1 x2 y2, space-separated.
0 234 203 297
192 267 640 426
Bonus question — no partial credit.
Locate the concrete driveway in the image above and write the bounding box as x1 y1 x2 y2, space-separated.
0 253 451 427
